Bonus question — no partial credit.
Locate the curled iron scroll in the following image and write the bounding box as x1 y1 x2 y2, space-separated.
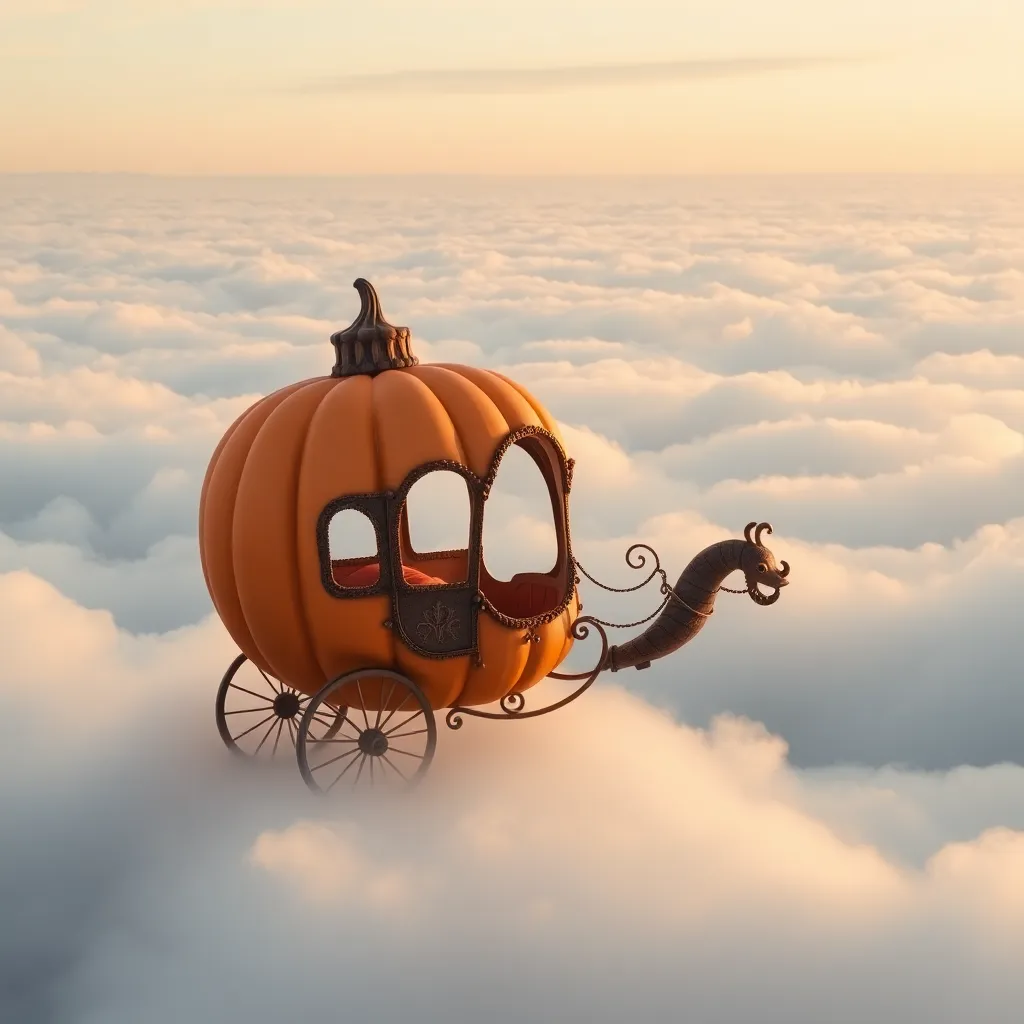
573 543 675 630
574 544 666 594
445 616 608 729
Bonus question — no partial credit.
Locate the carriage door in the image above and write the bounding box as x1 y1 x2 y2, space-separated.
389 466 480 659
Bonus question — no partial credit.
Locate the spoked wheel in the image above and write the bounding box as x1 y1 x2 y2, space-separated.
296 669 437 793
215 653 345 758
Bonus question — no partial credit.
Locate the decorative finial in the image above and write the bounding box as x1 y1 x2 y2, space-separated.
330 279 419 377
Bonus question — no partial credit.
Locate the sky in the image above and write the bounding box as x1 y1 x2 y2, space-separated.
2 0 1024 173
2 173 1024 1020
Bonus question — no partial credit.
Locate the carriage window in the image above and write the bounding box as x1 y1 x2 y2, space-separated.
404 469 471 556
400 469 471 586
327 507 380 588
482 442 558 583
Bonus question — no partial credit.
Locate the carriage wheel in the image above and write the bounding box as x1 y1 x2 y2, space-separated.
296 669 437 793
215 653 345 758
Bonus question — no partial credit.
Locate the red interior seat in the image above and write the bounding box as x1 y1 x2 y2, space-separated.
481 574 561 618
331 560 445 588
332 562 560 619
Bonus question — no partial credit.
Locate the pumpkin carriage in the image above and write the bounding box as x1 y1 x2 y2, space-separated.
200 280 790 792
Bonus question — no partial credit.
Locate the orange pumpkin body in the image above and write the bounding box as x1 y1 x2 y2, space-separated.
199 363 580 710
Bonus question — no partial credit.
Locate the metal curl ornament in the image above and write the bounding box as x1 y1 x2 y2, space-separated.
444 616 609 729
573 544 666 594
625 542 662 576
570 543 685 630
500 692 526 714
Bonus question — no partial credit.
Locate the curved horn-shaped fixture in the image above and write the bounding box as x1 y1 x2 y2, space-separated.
600 528 790 672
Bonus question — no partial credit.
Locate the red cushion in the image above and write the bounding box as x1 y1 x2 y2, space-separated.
332 561 444 588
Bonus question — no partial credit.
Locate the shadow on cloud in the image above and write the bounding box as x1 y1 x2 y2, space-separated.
1 569 1023 1023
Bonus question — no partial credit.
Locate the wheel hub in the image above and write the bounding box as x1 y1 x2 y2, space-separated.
358 728 389 758
273 692 301 720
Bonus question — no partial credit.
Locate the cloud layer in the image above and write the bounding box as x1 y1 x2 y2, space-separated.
2 175 1022 763
2 570 1024 1023
1 174 1023 1020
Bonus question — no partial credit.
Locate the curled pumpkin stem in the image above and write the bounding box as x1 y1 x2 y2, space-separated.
330 278 419 377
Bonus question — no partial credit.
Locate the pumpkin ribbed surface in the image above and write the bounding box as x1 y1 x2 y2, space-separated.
198 365 579 709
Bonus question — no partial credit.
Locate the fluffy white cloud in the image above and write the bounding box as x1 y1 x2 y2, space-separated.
2 174 1024 1018
2 176 1024 752
1 569 1023 1022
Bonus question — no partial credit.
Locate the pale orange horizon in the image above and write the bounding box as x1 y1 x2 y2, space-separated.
2 0 1022 174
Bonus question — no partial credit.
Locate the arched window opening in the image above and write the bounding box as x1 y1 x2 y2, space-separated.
327 507 381 588
481 439 565 619
401 469 472 585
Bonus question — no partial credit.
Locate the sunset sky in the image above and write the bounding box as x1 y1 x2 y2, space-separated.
3 172 1024 1019
3 2 1024 1020
2 0 1023 174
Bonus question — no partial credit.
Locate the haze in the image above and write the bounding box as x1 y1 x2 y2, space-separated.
2 0 1023 174
3 1 1024 1020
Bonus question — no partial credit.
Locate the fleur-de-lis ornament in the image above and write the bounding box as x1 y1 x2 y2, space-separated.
417 601 460 644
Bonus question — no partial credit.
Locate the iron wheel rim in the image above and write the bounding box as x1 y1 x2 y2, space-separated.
296 669 437 793
215 654 345 758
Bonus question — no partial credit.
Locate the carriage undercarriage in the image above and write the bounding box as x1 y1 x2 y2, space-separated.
215 616 608 793
215 525 790 795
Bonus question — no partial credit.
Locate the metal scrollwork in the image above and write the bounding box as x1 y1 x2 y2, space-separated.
572 544 684 630
500 692 526 714
445 616 609 730
574 544 666 594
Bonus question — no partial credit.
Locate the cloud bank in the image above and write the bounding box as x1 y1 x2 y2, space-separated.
2 570 1024 1022
2 175 1022 764
1 173 1023 1020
